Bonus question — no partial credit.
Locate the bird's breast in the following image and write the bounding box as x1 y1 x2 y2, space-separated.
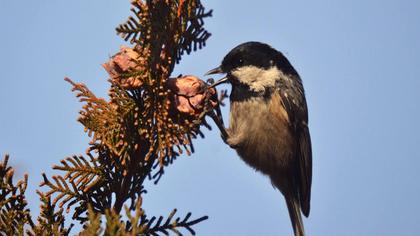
228 92 295 174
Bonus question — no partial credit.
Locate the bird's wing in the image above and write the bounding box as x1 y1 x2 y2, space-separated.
297 122 312 217
278 78 312 217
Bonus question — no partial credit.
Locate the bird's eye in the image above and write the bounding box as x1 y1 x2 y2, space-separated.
238 59 244 65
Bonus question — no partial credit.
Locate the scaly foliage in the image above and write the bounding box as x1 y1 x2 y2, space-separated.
116 0 212 64
81 198 208 236
0 154 32 235
27 191 74 236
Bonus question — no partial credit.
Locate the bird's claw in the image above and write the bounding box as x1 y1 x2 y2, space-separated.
208 109 230 145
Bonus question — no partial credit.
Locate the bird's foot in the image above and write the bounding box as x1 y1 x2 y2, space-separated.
208 109 230 145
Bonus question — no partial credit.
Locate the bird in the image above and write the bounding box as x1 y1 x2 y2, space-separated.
206 41 312 236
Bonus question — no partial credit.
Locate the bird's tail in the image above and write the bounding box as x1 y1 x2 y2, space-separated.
285 196 305 236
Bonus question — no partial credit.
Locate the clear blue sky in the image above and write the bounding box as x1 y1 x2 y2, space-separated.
1 1 419 235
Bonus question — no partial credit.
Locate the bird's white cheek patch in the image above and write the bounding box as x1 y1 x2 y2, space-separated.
231 66 282 93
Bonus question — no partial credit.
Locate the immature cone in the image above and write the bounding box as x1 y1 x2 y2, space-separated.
102 46 144 89
167 75 218 117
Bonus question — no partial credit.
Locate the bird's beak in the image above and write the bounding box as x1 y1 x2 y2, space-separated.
205 66 223 76
205 66 229 88
209 76 229 88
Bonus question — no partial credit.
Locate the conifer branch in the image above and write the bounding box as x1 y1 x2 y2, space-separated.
138 209 209 236
116 0 212 67
27 191 74 236
0 155 32 235
3 1 214 234
80 198 208 236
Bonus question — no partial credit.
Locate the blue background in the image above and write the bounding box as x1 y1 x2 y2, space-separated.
1 1 419 235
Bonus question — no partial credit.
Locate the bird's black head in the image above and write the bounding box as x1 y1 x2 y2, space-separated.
221 42 294 73
207 42 298 90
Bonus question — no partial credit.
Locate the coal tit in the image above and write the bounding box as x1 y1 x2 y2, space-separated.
207 41 312 236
